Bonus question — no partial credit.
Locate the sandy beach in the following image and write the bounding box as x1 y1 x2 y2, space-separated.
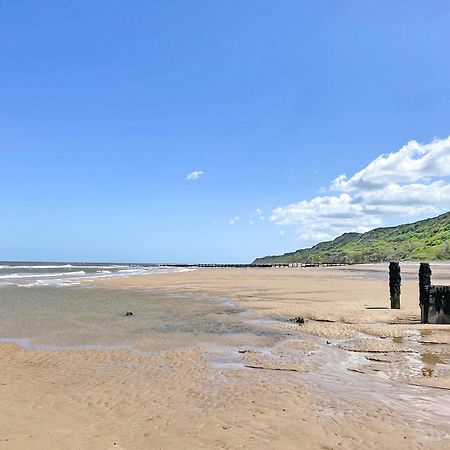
3 1 450 448
1 265 450 449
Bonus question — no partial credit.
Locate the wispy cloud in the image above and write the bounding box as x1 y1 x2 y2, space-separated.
271 137 450 245
256 208 265 220
229 216 240 225
185 170 204 181
249 208 265 224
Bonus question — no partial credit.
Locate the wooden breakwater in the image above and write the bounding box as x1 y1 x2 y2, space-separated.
389 262 401 309
132 262 352 269
419 262 450 324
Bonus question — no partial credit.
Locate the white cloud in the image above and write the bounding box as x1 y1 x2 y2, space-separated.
359 181 450 215
185 170 204 181
331 138 450 192
271 193 382 242
271 137 450 246
229 216 240 225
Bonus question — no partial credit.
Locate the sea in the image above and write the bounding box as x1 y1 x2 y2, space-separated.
0 262 283 353
0 261 188 288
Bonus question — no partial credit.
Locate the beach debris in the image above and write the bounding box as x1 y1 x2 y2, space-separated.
389 261 401 309
124 311 134 316
365 356 392 363
347 367 365 374
288 316 305 324
244 364 303 372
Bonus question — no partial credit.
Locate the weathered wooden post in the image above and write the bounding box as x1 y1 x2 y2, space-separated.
419 262 432 323
427 286 450 323
389 262 401 309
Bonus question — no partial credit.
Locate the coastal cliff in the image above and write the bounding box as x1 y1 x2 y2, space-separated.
254 211 450 265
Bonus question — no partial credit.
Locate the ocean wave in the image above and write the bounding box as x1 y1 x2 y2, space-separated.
15 280 83 288
0 264 74 269
118 268 148 274
0 264 131 270
0 265 196 288
0 271 86 280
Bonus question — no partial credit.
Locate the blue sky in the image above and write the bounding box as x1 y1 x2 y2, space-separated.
1 1 450 263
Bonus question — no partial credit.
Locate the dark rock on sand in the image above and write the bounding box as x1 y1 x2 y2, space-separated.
289 316 305 324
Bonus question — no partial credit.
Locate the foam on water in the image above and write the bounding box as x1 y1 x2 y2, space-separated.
0 262 192 287
0 271 87 279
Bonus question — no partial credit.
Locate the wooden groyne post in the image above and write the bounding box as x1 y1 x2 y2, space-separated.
419 262 450 324
423 286 450 324
389 262 401 309
419 262 432 323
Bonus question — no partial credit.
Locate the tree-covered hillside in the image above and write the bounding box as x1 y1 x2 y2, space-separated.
253 212 450 264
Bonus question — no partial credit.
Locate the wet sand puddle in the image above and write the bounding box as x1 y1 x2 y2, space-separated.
0 286 285 353
299 329 450 428
204 316 450 443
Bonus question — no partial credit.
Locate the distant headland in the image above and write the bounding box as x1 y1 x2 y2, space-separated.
253 211 450 265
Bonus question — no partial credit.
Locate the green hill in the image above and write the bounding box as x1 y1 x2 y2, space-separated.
253 211 450 264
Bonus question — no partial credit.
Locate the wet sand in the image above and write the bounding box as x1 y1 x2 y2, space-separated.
1 265 450 449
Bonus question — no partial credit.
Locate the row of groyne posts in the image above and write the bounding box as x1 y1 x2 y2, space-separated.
389 262 450 324
141 262 349 269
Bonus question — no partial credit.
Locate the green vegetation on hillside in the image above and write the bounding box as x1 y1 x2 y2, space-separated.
253 212 450 265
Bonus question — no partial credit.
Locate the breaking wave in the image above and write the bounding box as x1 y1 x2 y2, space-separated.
0 263 193 287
